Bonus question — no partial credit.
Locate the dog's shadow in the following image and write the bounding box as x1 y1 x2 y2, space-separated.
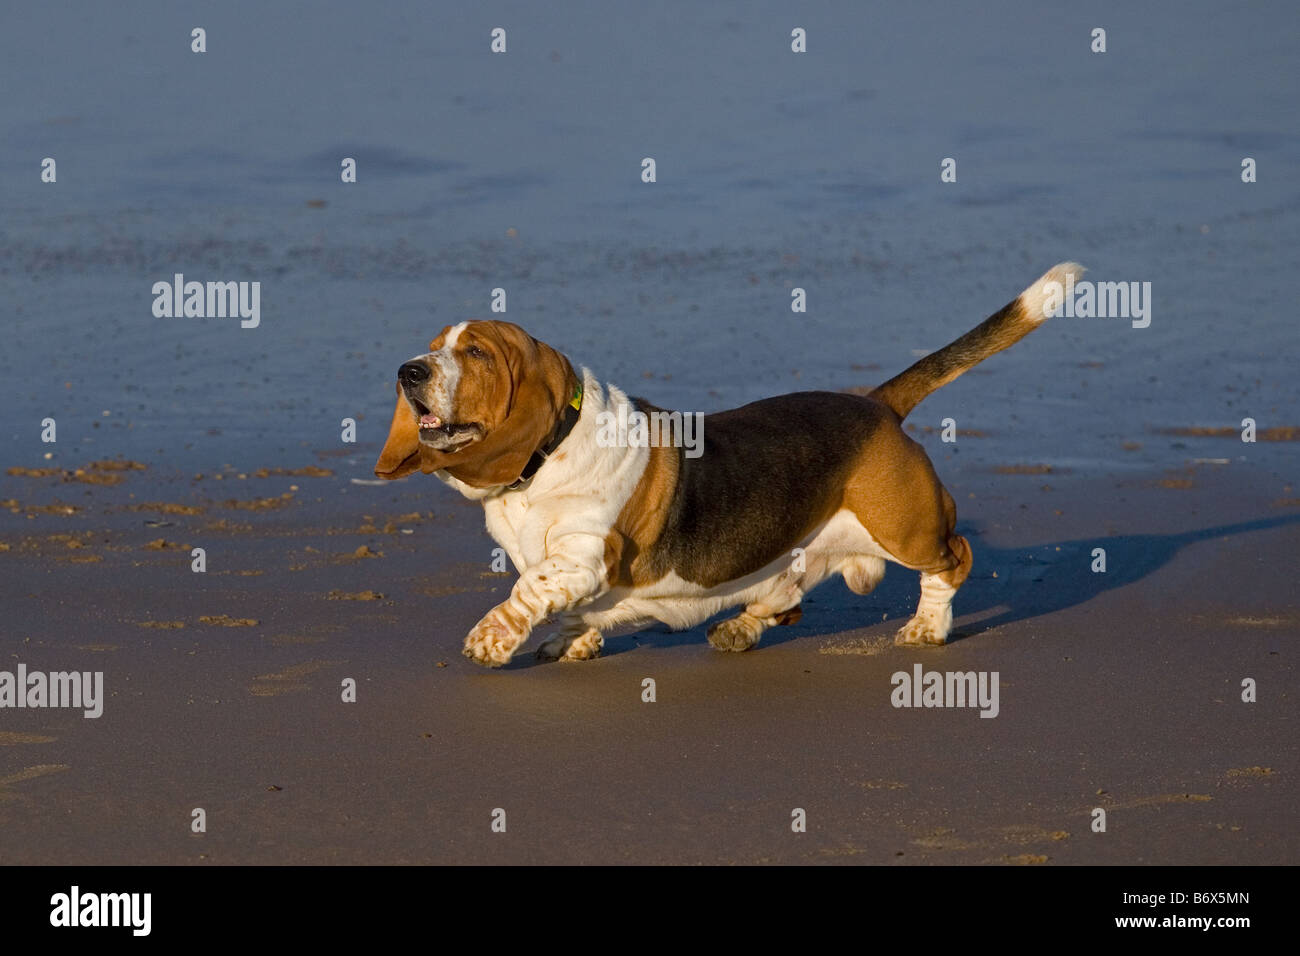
591 513 1300 657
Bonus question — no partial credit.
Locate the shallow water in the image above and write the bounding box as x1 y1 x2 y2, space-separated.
2 0 1297 480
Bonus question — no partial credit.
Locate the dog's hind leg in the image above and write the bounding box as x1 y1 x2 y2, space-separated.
706 545 833 653
707 606 791 652
707 572 810 653
894 531 972 646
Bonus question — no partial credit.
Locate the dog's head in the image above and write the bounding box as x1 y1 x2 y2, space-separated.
374 320 578 488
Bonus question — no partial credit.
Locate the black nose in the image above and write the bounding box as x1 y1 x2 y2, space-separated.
398 361 431 388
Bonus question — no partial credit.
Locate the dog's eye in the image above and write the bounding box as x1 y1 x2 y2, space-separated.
467 345 486 359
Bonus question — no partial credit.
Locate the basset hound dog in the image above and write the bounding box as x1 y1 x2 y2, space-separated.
376 262 1084 667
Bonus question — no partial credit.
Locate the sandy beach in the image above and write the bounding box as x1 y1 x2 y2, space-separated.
1 443 1294 865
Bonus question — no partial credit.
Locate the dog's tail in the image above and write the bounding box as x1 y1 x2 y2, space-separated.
869 262 1086 421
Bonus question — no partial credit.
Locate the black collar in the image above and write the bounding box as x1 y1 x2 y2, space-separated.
508 381 583 489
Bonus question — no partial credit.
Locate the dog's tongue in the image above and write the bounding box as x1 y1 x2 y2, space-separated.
420 413 442 427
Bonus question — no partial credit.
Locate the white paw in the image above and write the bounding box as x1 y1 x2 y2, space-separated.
707 616 761 652
561 630 603 661
463 611 523 667
894 615 949 646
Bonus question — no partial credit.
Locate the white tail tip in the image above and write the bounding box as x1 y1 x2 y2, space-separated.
1021 261 1086 323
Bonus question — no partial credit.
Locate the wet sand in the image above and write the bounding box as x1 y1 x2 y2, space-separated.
1 452 1294 865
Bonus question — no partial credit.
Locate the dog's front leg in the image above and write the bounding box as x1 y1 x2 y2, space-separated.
462 534 608 667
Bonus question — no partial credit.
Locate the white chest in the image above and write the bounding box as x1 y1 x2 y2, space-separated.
483 494 534 570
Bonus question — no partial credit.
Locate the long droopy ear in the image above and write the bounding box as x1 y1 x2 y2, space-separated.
374 382 423 479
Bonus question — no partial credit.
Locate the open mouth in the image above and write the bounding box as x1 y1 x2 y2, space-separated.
410 397 480 451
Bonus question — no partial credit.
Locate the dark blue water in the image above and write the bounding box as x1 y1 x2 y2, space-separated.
2 0 1297 480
